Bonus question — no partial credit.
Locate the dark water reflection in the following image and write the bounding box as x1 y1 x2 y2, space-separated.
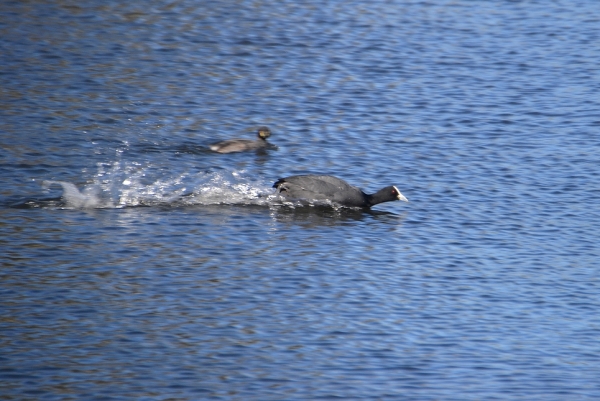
2 0 600 399
270 205 405 227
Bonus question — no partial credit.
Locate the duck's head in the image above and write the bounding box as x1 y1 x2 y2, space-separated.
257 126 272 140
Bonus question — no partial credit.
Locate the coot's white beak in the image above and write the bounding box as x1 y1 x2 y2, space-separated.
393 186 408 202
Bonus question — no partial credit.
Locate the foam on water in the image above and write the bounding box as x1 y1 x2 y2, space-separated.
40 166 276 209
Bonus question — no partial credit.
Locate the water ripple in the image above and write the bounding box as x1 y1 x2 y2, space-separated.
2 0 600 399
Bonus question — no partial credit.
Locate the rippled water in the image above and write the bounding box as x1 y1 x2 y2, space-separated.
2 0 600 399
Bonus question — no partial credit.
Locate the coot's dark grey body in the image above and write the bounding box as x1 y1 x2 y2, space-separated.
273 175 408 208
210 126 272 154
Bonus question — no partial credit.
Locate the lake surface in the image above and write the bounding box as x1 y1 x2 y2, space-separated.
2 0 600 399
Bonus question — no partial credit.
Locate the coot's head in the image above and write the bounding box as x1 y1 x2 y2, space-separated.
366 185 408 207
257 126 272 140
391 186 408 202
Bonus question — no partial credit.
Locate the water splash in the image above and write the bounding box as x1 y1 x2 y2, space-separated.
38 163 276 209
42 181 109 209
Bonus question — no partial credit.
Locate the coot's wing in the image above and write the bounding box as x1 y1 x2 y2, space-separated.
311 175 359 191
275 175 366 206
275 176 334 200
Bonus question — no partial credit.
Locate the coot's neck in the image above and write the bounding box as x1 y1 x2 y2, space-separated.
365 186 396 206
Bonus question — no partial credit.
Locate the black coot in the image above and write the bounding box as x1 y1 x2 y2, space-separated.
209 126 273 154
273 175 408 208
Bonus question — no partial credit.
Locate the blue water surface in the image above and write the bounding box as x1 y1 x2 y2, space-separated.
1 0 600 400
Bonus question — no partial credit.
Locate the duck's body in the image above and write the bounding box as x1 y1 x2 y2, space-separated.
273 175 408 208
210 126 273 154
